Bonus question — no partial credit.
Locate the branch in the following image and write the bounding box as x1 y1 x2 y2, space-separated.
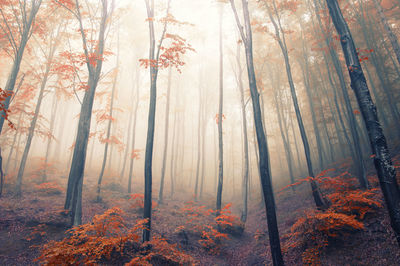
229 0 247 43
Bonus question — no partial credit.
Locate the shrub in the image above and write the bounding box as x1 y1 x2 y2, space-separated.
129 193 157 210
178 202 240 254
286 210 364 265
36 207 137 265
283 170 382 265
36 207 195 265
34 182 64 195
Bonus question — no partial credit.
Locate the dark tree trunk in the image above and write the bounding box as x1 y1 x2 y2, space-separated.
64 0 110 226
268 0 329 209
326 0 400 245
230 0 284 264
142 0 170 242
313 0 369 189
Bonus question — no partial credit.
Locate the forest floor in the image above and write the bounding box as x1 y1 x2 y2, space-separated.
1 152 400 265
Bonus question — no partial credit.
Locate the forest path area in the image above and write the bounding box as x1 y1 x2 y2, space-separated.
1 156 400 266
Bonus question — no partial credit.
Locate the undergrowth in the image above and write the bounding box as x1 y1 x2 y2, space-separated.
35 207 195 265
282 170 382 265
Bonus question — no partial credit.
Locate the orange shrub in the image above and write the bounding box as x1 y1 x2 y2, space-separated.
36 207 194 265
34 182 64 195
286 210 364 265
178 202 240 254
129 193 157 210
284 170 382 265
36 207 144 265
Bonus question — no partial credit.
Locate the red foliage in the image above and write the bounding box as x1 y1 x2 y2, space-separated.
34 182 64 195
284 169 382 264
129 193 157 209
139 34 194 73
36 207 194 265
178 202 240 255
0 87 15 129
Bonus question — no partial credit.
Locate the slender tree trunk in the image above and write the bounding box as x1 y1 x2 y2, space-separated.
158 68 172 203
326 0 400 245
268 0 329 209
64 0 110 226
372 0 400 66
216 4 224 214
16 55 53 195
230 1 284 264
5 111 23 175
127 77 140 194
142 0 170 242
193 97 201 199
97 58 118 202
236 41 249 223
120 78 137 180
43 91 58 182
314 0 369 189
0 1 42 134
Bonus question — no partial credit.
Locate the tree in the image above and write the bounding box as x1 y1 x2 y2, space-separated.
158 67 172 204
141 0 193 241
264 0 329 209
234 40 250 223
58 0 114 226
97 35 120 202
0 0 42 134
230 0 284 265
216 2 225 215
142 0 171 242
15 22 63 195
325 0 400 246
372 0 400 67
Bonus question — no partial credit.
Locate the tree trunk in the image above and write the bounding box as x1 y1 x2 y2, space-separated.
16 56 52 195
119 74 138 180
97 58 118 202
0 1 42 134
230 0 284 264
194 78 202 201
216 4 224 214
142 0 170 242
127 83 139 194
158 68 172 203
326 0 400 245
268 0 329 209
313 0 369 189
236 42 249 223
64 0 110 226
372 0 400 67
43 91 58 182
